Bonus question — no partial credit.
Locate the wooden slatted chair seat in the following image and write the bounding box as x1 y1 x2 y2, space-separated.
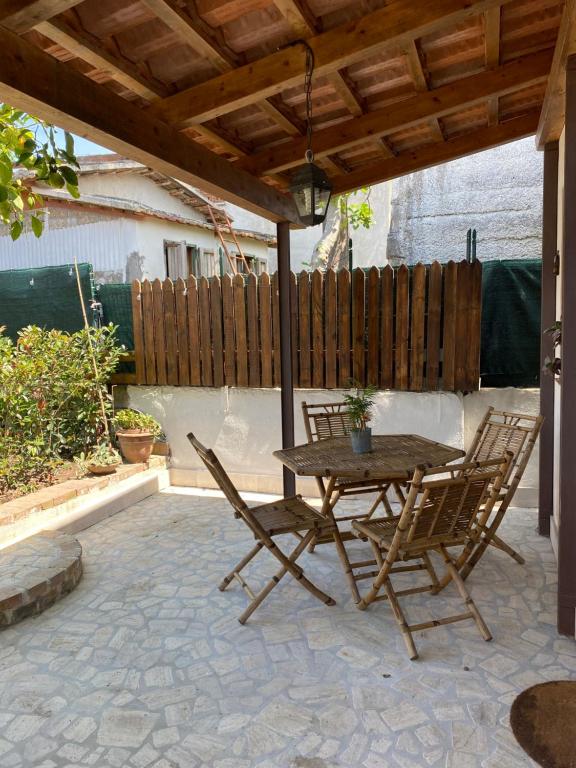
188 432 335 624
351 454 511 660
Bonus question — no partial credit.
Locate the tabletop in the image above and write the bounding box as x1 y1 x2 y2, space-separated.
274 434 465 480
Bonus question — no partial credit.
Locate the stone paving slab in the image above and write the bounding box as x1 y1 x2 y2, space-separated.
0 489 572 767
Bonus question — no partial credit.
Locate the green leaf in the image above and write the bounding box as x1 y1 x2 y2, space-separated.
66 182 80 199
10 219 23 241
30 215 43 238
47 171 65 189
65 132 75 157
59 166 78 186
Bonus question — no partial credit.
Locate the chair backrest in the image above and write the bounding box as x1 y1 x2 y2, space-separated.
301 401 353 442
392 455 510 553
187 433 248 516
464 407 543 498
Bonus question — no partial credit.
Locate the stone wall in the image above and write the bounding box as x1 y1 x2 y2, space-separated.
386 137 543 264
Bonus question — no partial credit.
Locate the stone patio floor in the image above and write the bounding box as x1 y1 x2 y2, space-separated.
0 487 574 768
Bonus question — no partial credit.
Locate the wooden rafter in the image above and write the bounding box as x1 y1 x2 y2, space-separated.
404 40 445 142
141 0 302 136
237 49 552 176
0 0 83 33
331 111 540 193
484 6 501 125
150 0 520 127
536 0 576 148
0 26 298 222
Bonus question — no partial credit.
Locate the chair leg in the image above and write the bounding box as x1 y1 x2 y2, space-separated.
422 552 440 591
219 541 264 591
366 485 394 519
439 546 492 642
238 531 335 625
486 533 525 565
384 580 419 660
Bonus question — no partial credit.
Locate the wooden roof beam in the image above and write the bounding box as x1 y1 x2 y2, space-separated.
238 49 552 176
536 0 576 148
150 0 519 127
0 26 298 223
484 6 501 125
404 40 445 142
331 111 539 194
0 0 84 33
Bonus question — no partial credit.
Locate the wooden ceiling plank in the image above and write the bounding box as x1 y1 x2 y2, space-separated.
142 0 304 136
36 19 168 101
331 111 540 194
150 0 520 127
239 48 552 176
0 26 298 223
536 0 576 147
0 0 84 33
485 7 501 124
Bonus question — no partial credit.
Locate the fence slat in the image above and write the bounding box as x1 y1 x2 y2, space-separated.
298 271 311 388
152 278 167 385
187 275 202 386
131 281 146 384
247 273 260 387
325 269 337 388
466 260 483 390
211 276 224 387
198 277 213 386
162 278 179 386
141 280 156 385
290 271 298 384
442 261 457 391
174 278 190 386
311 269 324 388
221 273 236 386
366 266 380 388
380 266 394 389
426 262 442 390
410 264 426 391
352 268 366 385
271 272 281 387
338 268 351 386
234 273 248 386
395 265 409 390
454 261 472 392
259 273 273 387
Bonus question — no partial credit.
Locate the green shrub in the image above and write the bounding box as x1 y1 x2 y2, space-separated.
113 409 162 437
0 324 123 463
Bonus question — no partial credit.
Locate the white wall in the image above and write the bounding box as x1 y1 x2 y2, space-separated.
123 385 539 502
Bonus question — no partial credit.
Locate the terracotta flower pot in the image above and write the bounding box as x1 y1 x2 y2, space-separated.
116 430 155 463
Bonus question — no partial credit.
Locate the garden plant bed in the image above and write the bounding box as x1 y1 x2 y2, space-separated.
0 456 168 548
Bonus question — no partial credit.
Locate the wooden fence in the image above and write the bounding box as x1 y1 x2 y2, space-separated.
131 261 482 392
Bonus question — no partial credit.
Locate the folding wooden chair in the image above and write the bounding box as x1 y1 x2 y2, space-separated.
445 407 544 585
351 454 510 660
188 433 336 624
301 401 396 518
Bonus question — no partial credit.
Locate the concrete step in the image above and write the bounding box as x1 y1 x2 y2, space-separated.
0 530 82 628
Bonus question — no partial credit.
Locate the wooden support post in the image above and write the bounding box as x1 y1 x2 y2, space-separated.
539 141 558 537
558 54 576 636
277 221 296 497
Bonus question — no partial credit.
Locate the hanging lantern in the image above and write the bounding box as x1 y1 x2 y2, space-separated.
289 42 332 227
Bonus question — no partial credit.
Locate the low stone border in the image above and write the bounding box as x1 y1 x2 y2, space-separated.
0 530 82 628
0 456 167 530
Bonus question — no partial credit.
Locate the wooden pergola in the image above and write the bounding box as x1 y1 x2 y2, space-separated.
0 0 574 636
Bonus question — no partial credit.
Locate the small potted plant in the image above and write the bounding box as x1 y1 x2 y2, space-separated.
113 409 162 464
75 443 122 476
344 384 377 454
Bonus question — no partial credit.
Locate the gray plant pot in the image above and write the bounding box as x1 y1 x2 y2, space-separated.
350 427 372 454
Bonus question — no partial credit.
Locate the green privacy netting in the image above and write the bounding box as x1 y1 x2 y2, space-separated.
0 263 94 341
97 283 134 350
480 259 541 388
